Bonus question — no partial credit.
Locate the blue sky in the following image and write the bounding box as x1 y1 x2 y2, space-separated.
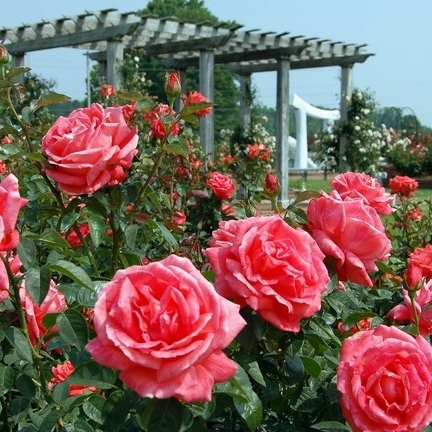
2 0 432 126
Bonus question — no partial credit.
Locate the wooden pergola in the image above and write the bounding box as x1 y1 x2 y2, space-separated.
1 9 374 203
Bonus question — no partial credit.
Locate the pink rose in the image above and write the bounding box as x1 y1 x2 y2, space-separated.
49 360 97 396
205 215 330 332
389 175 418 198
330 172 394 215
405 245 432 289
387 280 432 336
86 255 245 402
246 143 271 161
0 174 28 251
206 172 236 200
99 83 116 98
173 210 186 226
42 103 138 195
20 281 67 346
307 191 391 287
337 325 432 432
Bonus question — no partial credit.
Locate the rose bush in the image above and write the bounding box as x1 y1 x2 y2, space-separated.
1 42 432 431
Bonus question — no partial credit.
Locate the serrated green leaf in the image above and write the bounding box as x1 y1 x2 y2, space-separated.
32 91 70 112
213 364 252 404
179 102 212 117
0 365 15 397
56 309 88 351
39 409 64 432
68 362 116 389
88 215 107 248
101 390 133 432
6 66 31 79
116 90 146 101
342 311 375 328
4 327 33 363
15 373 36 399
36 228 71 251
83 395 105 424
16 236 36 270
300 356 322 378
164 141 189 158
72 419 96 432
233 389 262 430
48 260 94 291
25 266 51 306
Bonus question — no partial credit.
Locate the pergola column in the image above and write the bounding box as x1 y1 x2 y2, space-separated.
11 52 25 84
107 39 124 89
276 57 291 206
239 73 252 132
199 49 215 159
339 65 354 171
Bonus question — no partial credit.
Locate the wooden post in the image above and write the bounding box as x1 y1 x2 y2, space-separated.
239 73 252 133
339 65 353 172
107 39 124 89
199 50 214 160
276 57 290 206
11 53 25 84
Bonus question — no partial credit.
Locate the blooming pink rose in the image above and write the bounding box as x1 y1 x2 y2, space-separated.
246 143 271 161
387 280 432 336
20 281 67 346
86 255 245 402
337 325 432 432
205 215 330 332
182 91 212 117
389 175 418 198
330 172 394 215
99 83 116 98
42 103 138 195
206 172 236 200
307 191 391 287
49 360 97 396
405 245 432 289
0 174 28 251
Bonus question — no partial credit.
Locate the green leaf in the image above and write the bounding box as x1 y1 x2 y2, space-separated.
48 260 94 291
25 266 51 306
88 215 107 248
10 396 31 423
187 399 216 420
180 113 200 126
68 362 117 389
83 395 106 424
179 102 212 117
32 91 70 112
213 364 252 404
56 309 88 351
6 66 31 79
311 421 350 431
39 409 64 432
15 373 36 399
233 389 262 430
236 353 266 386
59 212 81 233
116 90 147 101
52 381 70 403
284 356 304 384
300 356 322 378
4 327 33 363
101 390 133 432
164 140 190 158
343 311 375 328
124 225 139 249
141 397 186 432
32 228 70 251
16 236 36 270
0 365 15 397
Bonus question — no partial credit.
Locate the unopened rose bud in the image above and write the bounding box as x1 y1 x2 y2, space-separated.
164 72 181 98
264 172 280 194
0 45 10 65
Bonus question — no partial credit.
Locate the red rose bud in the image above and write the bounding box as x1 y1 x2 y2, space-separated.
264 172 280 194
0 45 9 65
164 72 181 98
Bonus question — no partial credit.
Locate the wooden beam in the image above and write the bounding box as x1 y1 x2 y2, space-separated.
4 22 139 54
